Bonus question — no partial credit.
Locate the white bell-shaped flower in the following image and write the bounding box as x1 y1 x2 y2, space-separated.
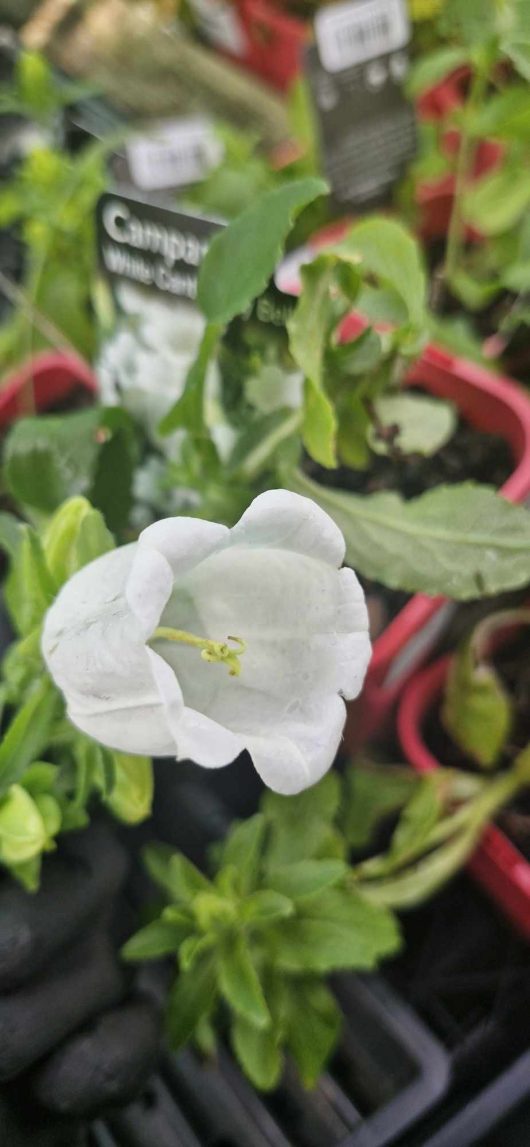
42 492 371 794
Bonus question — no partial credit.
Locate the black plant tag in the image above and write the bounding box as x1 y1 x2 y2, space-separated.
305 0 416 208
96 190 223 305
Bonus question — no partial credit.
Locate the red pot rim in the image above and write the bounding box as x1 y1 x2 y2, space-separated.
397 653 530 940
0 351 96 426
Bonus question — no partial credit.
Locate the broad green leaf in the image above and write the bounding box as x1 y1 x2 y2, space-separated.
501 2 530 80
231 1014 283 1091
356 284 408 326
4 527 57 636
241 890 294 924
74 507 115 569
143 842 182 898
286 470 530 599
369 394 457 457
336 393 371 470
219 933 271 1029
167 956 218 1050
462 167 530 236
169 854 212 903
104 753 153 824
220 813 267 895
0 680 60 797
329 327 383 377
440 0 497 45
331 218 427 327
287 256 340 385
179 933 215 973
0 513 23 563
267 859 347 902
449 270 500 312
122 918 192 961
89 410 136 534
470 86 530 141
302 378 338 468
21 762 58 795
271 888 401 972
286 981 341 1089
407 46 470 97
4 409 100 513
34 793 61 842
197 178 327 324
341 763 418 849
0 785 46 866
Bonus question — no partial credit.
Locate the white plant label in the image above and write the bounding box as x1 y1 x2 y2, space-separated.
188 0 247 54
315 0 409 73
126 117 223 191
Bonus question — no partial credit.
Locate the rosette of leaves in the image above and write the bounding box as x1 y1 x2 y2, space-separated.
0 497 153 890
123 757 528 1089
158 179 530 600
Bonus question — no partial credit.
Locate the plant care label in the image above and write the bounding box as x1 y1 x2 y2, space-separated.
188 0 247 55
125 116 224 192
306 0 415 207
96 191 223 304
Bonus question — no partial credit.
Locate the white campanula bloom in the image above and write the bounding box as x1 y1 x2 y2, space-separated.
42 492 371 794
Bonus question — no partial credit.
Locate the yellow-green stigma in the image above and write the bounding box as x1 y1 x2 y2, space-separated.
151 628 246 677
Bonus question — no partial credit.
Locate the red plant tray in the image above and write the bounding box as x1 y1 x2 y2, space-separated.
398 653 530 941
0 351 96 426
339 343 530 751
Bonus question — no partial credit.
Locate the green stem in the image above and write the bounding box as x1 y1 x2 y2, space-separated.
442 63 491 292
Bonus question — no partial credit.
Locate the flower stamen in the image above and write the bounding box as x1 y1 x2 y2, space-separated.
151 628 246 677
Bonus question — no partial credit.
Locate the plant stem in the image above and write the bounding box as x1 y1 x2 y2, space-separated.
442 63 491 295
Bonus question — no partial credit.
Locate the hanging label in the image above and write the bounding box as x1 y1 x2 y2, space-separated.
315 0 409 72
188 0 247 55
125 117 223 192
305 0 415 209
96 192 223 303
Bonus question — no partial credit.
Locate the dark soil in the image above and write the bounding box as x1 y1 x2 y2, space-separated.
425 630 530 856
306 408 514 637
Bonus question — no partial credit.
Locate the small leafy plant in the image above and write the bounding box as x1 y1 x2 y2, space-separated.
123 757 530 1089
0 496 153 890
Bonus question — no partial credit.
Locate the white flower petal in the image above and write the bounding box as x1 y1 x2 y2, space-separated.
247 695 347 795
139 517 229 579
126 547 174 639
173 708 246 768
229 489 346 567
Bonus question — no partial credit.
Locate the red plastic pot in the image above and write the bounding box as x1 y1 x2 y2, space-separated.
0 351 96 426
235 0 308 91
398 653 530 941
338 344 530 751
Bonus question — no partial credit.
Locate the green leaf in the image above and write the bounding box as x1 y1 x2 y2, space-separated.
21 762 58 796
462 167 530 237
9 855 42 893
179 933 215 972
89 410 136 534
442 614 518 767
103 753 153 824
4 409 100 513
231 1014 283 1091
342 762 418 849
286 981 341 1089
159 321 221 436
286 471 530 599
241 890 294 924
302 378 338 468
369 394 457 457
197 177 328 324
219 933 271 1029
267 859 347 902
271 888 401 973
228 409 302 481
169 854 212 903
332 218 427 327
388 776 443 863
470 86 530 141
329 327 382 377
263 773 341 866
0 784 47 867
42 497 114 586
0 681 59 797
122 919 193 961
4 527 57 636
0 513 23 563
407 46 470 97
167 956 218 1051
220 813 267 895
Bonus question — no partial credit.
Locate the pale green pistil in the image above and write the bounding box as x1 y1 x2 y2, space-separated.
151 627 246 677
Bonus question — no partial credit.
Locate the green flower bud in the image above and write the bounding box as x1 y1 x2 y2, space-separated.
0 784 47 866
104 753 153 825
